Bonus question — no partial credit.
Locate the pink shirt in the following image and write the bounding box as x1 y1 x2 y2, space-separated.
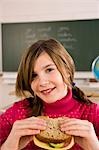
0 90 99 150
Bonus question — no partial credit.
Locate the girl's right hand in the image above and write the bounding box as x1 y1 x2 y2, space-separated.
1 116 47 150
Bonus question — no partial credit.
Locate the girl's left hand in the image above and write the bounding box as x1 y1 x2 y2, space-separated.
60 118 99 150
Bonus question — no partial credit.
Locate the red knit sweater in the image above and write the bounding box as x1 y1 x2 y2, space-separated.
0 90 99 149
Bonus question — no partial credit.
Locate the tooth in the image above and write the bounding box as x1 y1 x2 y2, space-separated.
43 89 51 94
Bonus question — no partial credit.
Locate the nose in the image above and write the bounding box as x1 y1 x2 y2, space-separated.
39 75 49 86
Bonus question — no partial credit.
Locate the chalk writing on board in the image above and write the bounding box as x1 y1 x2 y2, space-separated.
2 19 99 71
38 27 52 39
24 26 52 46
37 26 52 32
24 28 38 46
57 26 77 50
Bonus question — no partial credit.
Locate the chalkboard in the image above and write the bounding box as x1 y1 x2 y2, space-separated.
2 19 99 71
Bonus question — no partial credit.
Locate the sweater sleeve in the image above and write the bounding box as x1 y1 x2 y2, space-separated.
0 109 12 146
94 104 99 139
81 103 99 140
89 103 99 139
0 99 32 147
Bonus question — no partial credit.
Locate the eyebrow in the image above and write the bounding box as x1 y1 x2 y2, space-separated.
33 63 56 73
42 63 55 69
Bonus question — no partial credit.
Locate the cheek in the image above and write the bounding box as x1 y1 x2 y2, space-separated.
53 73 64 85
31 81 36 92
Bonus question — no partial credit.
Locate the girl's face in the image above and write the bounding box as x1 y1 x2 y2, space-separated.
31 52 68 103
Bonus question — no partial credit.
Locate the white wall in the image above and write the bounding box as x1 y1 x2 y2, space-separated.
1 0 99 23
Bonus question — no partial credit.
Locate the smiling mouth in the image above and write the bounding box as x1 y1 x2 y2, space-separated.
41 87 55 95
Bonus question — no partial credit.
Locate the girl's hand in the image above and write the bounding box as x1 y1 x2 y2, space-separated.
1 117 46 150
60 118 99 150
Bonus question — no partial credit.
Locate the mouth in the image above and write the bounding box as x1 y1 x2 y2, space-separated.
41 87 56 95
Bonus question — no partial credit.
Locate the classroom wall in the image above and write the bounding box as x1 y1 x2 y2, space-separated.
0 0 99 23
0 3 2 73
0 0 99 109
0 0 99 73
0 24 2 73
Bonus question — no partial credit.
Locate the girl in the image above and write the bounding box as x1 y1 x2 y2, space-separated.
0 39 99 150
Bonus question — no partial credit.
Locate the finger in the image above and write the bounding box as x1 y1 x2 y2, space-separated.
26 117 47 124
15 128 41 137
23 117 47 125
61 124 90 132
60 118 90 127
64 129 88 137
14 121 46 130
63 128 95 138
13 118 47 130
60 123 94 138
60 118 94 137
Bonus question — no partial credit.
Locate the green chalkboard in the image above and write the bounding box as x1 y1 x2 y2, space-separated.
2 19 99 71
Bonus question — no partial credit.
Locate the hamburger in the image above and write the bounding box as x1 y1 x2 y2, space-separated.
33 117 74 150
